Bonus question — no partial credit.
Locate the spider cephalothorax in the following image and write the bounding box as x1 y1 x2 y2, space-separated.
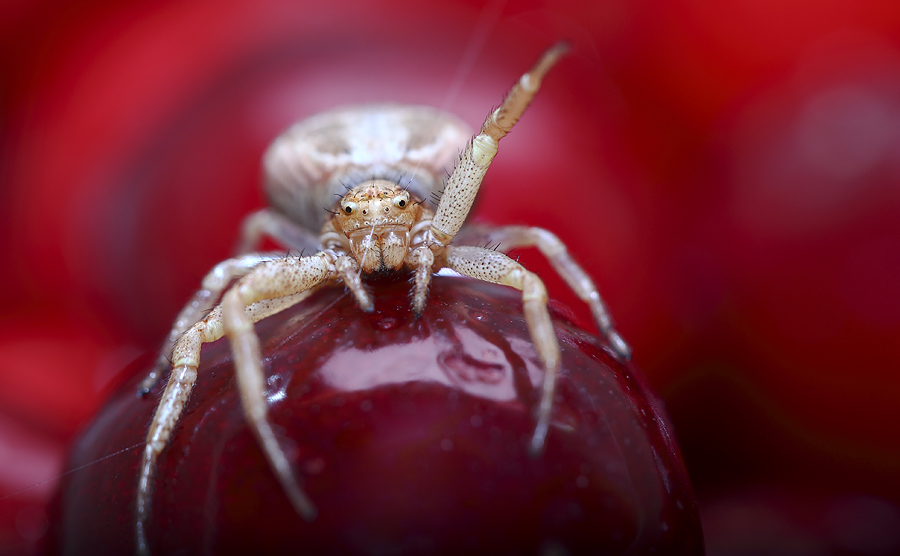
327 180 429 273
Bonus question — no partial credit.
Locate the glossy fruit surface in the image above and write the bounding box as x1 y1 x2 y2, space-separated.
46 277 702 555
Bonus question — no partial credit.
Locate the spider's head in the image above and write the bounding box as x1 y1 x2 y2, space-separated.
332 180 422 272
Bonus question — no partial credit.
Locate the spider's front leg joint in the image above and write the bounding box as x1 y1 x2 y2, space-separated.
472 134 499 167
426 227 452 249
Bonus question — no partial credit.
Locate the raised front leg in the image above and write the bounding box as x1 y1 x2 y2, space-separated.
429 43 568 247
443 245 560 456
457 225 631 360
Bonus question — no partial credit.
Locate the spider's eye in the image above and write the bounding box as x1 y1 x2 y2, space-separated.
392 195 409 208
341 201 357 215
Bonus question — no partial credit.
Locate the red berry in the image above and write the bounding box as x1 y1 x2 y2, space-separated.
46 276 701 555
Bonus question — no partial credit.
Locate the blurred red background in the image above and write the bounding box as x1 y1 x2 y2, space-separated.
2 0 900 554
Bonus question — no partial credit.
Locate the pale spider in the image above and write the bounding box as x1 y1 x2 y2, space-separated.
134 42 630 554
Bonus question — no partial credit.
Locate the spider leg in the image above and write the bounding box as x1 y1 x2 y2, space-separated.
136 287 318 555
236 208 324 255
457 225 631 360
444 245 560 456
219 253 345 519
428 43 567 247
137 253 283 396
237 208 372 309
333 252 373 311
405 245 435 316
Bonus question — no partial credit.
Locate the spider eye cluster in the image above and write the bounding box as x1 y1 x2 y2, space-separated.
337 188 411 219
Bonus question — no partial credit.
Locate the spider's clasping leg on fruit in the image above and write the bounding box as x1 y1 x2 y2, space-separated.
443 245 560 456
218 251 375 521
406 244 435 316
455 225 631 360
136 285 316 556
